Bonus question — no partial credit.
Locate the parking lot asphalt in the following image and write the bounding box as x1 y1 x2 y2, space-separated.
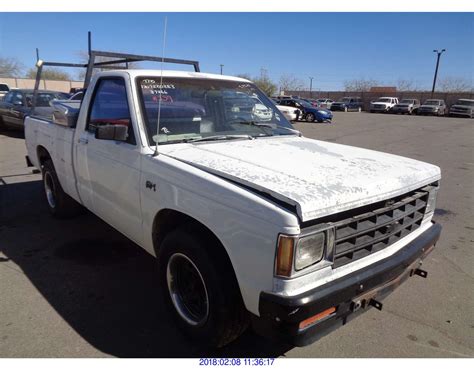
0 113 473 358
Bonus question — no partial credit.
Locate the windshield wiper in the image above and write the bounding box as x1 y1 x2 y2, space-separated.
183 134 254 143
234 121 301 136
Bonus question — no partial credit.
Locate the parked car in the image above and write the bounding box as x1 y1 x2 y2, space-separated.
272 100 300 122
316 98 334 108
448 98 474 118
278 98 333 122
390 99 420 115
418 99 447 116
25 62 442 349
330 97 363 112
69 91 84 101
369 97 399 113
0 89 69 130
0 83 10 100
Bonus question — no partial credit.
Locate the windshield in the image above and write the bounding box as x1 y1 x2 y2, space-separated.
297 99 314 107
454 100 474 106
137 77 296 145
338 97 351 102
424 100 441 106
0 84 9 92
400 99 414 104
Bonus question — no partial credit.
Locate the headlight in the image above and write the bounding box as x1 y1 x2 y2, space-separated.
295 233 325 270
275 228 334 277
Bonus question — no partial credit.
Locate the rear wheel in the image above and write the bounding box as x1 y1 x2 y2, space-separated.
158 225 249 348
42 160 83 218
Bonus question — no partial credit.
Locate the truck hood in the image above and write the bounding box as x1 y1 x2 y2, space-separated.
161 136 441 222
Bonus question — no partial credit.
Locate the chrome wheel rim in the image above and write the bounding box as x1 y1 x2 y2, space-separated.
44 171 56 209
166 253 209 326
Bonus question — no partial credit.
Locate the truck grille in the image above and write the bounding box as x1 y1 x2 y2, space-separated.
332 186 432 268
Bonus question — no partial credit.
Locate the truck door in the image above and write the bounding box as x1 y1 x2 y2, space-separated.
74 76 143 244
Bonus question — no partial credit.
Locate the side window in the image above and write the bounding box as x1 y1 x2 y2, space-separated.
3 92 14 104
12 92 24 105
88 78 135 145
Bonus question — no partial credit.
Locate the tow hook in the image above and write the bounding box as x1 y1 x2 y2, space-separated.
368 299 383 311
351 298 383 312
413 268 428 278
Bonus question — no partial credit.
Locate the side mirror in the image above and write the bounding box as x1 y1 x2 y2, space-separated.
94 123 128 141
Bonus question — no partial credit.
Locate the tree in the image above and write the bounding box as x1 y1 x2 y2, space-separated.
26 68 72 81
253 76 277 97
343 78 379 92
397 78 418 92
235 72 277 97
0 56 24 77
438 76 472 92
279 73 305 92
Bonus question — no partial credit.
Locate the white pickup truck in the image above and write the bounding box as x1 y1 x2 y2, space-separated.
25 68 442 348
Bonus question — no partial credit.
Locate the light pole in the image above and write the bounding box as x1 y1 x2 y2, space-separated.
431 49 446 97
220 64 224 75
309 77 314 99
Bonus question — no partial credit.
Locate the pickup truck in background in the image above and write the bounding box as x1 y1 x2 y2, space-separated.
0 83 10 100
25 56 442 348
369 97 399 113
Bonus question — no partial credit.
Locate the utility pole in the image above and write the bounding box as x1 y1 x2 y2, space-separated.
220 64 224 75
431 49 446 97
309 77 314 99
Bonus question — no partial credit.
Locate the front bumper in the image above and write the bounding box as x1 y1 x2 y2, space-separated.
370 106 389 112
449 110 472 117
330 104 345 111
316 112 333 122
418 108 438 115
252 222 441 347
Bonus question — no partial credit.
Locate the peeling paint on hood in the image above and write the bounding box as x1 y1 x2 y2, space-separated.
160 136 441 222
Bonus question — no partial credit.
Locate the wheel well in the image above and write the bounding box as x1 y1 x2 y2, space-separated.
153 209 238 272
37 146 52 166
152 209 223 256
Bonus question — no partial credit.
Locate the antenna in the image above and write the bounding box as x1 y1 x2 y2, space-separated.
153 16 168 157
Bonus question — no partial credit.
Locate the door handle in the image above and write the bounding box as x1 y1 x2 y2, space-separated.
78 137 88 145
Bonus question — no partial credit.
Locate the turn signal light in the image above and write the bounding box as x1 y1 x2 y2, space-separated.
275 235 295 277
299 307 337 330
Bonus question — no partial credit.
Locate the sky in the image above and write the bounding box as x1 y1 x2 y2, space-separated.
0 12 472 90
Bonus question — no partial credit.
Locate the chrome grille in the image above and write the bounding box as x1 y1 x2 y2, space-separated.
332 186 432 268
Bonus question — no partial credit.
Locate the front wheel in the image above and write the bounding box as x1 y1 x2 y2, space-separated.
305 113 315 122
42 160 83 218
158 226 249 348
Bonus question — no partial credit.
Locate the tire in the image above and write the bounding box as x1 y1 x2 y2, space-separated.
158 225 249 348
370 110 374 113
305 113 315 122
42 160 83 218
